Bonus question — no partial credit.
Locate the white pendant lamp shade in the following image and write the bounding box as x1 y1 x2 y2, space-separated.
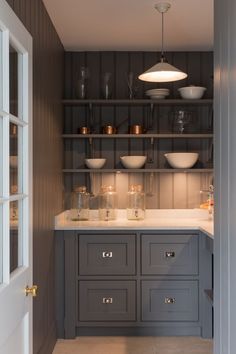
139 2 188 83
138 61 188 83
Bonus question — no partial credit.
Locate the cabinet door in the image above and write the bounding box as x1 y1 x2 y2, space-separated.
141 234 198 275
141 280 198 322
79 280 136 322
79 234 136 275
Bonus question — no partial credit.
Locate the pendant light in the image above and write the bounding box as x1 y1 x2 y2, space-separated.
138 3 187 83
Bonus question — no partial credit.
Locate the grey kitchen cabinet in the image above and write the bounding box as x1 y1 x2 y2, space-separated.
141 234 198 275
55 230 213 339
79 234 136 275
141 280 198 322
79 280 136 322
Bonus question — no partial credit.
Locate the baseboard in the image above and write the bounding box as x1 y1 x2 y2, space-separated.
76 326 202 337
37 322 57 354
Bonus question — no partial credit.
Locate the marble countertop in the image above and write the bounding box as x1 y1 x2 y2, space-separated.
55 209 214 239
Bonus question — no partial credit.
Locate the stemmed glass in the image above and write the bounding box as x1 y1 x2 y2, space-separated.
126 72 139 99
171 110 192 133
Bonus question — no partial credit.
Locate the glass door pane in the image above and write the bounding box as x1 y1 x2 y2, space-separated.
10 201 19 273
9 44 18 117
10 123 18 194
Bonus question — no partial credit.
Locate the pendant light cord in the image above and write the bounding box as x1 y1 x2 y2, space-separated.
161 12 165 62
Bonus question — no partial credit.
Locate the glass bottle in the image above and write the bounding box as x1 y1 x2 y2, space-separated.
127 184 145 220
99 185 117 221
76 66 89 99
102 72 112 99
70 186 90 221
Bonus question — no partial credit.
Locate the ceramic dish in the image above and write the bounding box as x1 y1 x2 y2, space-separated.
164 152 199 169
178 86 206 99
85 158 106 169
120 156 147 169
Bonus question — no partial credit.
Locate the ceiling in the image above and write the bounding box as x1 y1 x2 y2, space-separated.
42 0 213 52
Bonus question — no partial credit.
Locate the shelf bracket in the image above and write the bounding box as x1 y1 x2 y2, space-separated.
146 172 154 197
147 137 154 163
208 105 214 132
88 137 94 158
147 103 154 131
88 102 94 132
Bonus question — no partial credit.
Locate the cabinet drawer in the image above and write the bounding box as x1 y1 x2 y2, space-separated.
141 234 198 275
141 280 198 322
79 281 136 322
79 234 136 275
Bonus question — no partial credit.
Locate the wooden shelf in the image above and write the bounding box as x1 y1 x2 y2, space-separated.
62 133 213 139
62 99 213 106
63 168 214 173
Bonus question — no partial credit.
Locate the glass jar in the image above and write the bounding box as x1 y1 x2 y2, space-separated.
99 185 117 221
127 184 145 220
70 186 90 221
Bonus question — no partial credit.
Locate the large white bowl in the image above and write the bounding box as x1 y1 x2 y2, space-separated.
120 156 147 169
164 152 199 169
178 86 206 99
85 158 106 169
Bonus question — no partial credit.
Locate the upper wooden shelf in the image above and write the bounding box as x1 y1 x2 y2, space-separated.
62 133 213 139
62 99 213 106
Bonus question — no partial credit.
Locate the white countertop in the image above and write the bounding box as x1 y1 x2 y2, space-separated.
55 209 214 239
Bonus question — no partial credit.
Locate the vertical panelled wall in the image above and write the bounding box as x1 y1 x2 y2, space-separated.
6 1 64 354
64 52 213 209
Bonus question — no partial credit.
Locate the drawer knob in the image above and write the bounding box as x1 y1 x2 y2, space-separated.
102 251 113 258
165 251 175 258
165 297 176 304
102 297 113 304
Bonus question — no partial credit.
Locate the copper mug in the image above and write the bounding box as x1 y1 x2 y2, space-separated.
102 125 117 134
129 125 144 134
79 126 90 134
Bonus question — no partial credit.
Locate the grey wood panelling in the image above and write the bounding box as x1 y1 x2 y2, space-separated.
6 1 64 354
214 0 236 353
64 52 213 209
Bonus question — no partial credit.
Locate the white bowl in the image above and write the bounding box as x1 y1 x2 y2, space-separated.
164 152 199 169
85 158 106 169
146 89 169 97
150 95 166 99
120 155 147 169
178 86 206 99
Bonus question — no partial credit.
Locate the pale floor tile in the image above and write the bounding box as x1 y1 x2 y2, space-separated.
53 336 213 354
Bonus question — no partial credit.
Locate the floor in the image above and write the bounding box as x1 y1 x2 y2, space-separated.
53 336 213 354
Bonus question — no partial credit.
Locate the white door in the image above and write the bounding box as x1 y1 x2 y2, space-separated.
0 1 33 354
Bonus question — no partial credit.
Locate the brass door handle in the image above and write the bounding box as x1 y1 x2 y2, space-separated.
25 285 38 297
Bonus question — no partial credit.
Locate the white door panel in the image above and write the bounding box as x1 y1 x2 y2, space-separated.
0 1 33 353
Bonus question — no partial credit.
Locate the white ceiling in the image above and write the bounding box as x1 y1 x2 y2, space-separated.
42 0 213 51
